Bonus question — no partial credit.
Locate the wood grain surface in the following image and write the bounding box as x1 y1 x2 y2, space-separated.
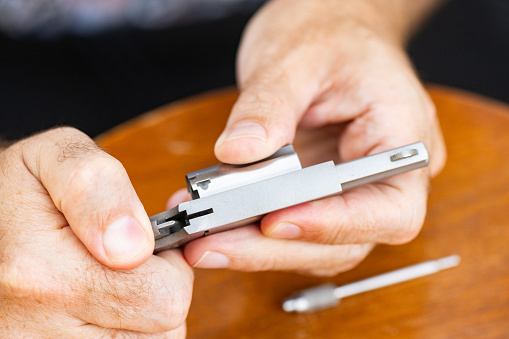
97 86 509 338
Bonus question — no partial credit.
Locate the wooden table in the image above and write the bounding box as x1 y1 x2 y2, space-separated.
97 86 509 338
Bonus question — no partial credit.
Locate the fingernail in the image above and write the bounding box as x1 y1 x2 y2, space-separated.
220 123 267 143
268 223 301 239
103 216 150 262
193 251 230 269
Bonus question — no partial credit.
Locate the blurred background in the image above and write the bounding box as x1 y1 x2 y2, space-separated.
0 0 507 140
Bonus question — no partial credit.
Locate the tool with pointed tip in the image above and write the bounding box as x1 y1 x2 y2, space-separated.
150 142 429 251
282 255 461 313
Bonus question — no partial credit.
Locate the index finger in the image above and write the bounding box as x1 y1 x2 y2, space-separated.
16 127 154 269
260 168 429 245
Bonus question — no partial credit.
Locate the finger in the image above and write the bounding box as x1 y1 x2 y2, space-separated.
53 316 186 338
81 323 186 338
280 81 441 246
70 240 193 333
101 323 187 338
266 81 441 246
18 127 154 270
4 223 193 334
260 169 429 245
214 66 316 164
332 87 447 177
184 225 374 276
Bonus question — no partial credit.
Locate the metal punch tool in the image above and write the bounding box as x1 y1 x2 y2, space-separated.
282 255 461 313
150 142 429 252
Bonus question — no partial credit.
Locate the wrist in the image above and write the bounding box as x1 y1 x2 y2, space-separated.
239 0 402 80
307 0 410 47
267 0 443 46
0 139 12 153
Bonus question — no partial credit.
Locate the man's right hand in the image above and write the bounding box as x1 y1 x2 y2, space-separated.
0 127 193 338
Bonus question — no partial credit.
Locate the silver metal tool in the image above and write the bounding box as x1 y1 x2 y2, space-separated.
150 142 429 252
282 255 461 313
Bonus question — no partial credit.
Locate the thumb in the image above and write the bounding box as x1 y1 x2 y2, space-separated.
215 72 313 164
21 127 154 270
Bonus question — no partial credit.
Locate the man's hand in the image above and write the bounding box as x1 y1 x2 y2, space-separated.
182 0 447 276
0 128 193 337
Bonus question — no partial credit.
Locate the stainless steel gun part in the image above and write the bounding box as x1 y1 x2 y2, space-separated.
150 142 429 252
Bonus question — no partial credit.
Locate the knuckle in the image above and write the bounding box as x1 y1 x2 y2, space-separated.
64 156 126 203
82 265 153 329
303 199 351 245
54 137 104 163
49 126 82 134
0 254 60 303
28 126 101 164
48 126 85 138
232 251 284 272
331 247 367 275
389 199 426 245
325 194 393 245
73 156 125 186
328 213 373 245
28 126 89 148
147 271 192 332
152 272 192 331
257 255 282 272
328 219 352 244
236 83 291 119
244 67 288 91
392 221 423 245
304 244 371 277
82 264 192 333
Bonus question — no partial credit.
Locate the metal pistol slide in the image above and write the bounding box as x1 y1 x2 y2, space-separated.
150 142 429 252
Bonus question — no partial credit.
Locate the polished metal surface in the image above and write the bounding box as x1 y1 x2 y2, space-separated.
337 143 428 191
186 145 301 199
150 142 429 252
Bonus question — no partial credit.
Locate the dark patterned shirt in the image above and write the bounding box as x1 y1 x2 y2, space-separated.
0 0 266 37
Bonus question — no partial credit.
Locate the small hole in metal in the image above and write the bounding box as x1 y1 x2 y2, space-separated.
390 149 418 162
